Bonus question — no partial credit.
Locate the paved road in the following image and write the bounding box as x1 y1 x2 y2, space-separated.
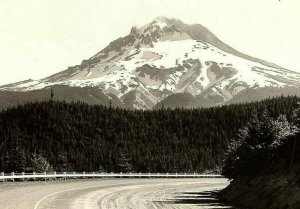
0 178 232 209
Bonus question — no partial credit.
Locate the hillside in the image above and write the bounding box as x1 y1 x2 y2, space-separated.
0 96 298 173
0 85 124 110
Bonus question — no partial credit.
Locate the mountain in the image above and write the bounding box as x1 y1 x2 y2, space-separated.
1 17 300 109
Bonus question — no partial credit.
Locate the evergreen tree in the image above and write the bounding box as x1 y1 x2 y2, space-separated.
50 88 54 100
118 153 133 172
4 133 26 172
223 110 297 179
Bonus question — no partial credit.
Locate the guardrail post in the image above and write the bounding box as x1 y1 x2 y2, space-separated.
0 172 4 182
21 172 25 181
72 171 76 179
185 172 187 178
148 172 150 177
32 172 36 181
175 172 177 178
120 172 122 178
53 171 56 180
11 172 15 182
139 172 141 178
83 171 86 179
166 172 169 178
63 172 67 180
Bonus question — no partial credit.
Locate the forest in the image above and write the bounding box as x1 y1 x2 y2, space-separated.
0 96 298 173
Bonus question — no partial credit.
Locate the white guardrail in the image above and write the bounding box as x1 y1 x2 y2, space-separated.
0 172 222 181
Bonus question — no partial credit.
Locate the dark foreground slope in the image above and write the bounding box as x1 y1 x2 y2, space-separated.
220 142 300 209
0 96 298 173
220 166 300 209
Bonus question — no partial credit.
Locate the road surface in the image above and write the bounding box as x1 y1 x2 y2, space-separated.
0 178 233 209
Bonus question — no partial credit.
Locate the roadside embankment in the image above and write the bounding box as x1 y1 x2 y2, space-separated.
219 164 300 209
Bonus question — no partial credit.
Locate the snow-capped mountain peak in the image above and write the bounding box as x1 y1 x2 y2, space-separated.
1 17 299 109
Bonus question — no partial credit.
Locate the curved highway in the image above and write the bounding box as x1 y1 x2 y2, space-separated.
0 178 232 209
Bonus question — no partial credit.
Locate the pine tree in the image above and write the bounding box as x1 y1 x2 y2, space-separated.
50 88 54 100
4 134 26 172
223 110 297 179
109 99 112 110
118 153 133 172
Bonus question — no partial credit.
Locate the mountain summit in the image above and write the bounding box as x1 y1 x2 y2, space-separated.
1 17 300 109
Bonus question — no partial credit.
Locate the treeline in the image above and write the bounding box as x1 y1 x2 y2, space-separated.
0 96 298 173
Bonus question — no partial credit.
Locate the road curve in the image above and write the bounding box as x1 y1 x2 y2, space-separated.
0 178 232 209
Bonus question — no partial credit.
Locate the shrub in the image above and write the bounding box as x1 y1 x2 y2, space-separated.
29 153 53 173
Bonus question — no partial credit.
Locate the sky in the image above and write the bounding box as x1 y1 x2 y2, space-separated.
0 0 299 85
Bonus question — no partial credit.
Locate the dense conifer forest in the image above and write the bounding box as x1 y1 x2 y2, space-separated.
0 96 298 173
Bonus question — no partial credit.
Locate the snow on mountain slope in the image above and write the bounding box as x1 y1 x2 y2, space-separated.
1 17 300 109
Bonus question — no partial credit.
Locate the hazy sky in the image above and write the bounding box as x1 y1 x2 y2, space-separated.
0 0 299 85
